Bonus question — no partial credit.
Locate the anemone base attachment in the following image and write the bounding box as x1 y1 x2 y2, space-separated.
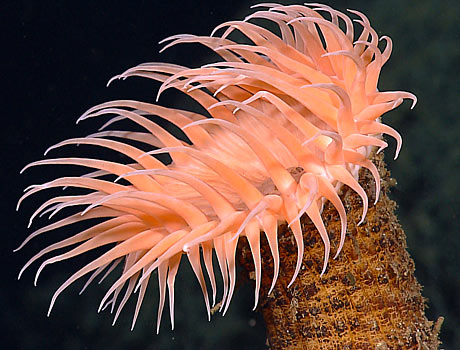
238 153 442 350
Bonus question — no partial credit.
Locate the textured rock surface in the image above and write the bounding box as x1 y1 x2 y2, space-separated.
238 153 442 349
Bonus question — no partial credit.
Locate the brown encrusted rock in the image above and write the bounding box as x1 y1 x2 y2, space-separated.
238 152 442 350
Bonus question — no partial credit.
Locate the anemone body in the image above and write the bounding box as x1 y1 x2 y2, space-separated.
18 3 415 331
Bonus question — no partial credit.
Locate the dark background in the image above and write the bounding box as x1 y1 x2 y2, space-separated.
2 1 459 349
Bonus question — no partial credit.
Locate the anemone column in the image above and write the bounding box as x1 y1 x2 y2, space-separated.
239 153 442 350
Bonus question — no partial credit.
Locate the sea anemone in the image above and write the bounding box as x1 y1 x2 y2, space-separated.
17 3 416 332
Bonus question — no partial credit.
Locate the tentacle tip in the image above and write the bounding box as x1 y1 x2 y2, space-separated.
181 123 193 130
155 90 163 103
76 116 84 125
17 268 26 280
319 264 328 277
16 236 29 252
106 75 120 88
158 35 173 45
134 283 142 295
209 24 222 37
229 233 240 242
286 18 300 25
287 272 299 288
252 292 260 311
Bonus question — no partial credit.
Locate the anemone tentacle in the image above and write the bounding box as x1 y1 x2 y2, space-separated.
19 3 414 329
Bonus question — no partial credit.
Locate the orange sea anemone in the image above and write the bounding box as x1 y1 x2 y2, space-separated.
17 3 416 332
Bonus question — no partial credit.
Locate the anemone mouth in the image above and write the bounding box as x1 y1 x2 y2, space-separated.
18 3 414 331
